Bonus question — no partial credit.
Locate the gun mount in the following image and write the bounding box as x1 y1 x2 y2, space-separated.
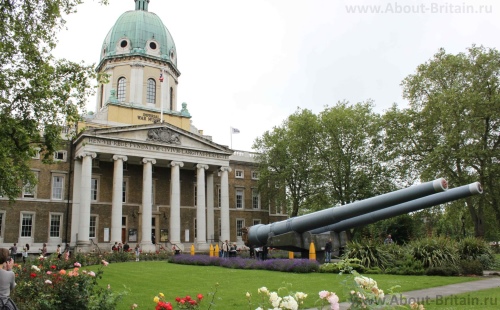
241 179 482 259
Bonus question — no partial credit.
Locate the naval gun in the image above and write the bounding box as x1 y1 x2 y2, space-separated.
241 179 483 259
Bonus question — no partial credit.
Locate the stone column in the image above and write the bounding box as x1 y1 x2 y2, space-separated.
111 155 127 244
220 166 231 243
141 158 156 252
77 152 96 250
206 172 215 244
170 161 184 247
70 158 82 245
196 164 208 250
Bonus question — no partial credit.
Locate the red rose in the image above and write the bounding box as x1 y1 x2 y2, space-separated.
189 300 196 305
50 265 57 269
30 273 37 278
197 294 204 300
175 297 181 302
185 295 191 301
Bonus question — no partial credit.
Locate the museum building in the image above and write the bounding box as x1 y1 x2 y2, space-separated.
0 0 287 253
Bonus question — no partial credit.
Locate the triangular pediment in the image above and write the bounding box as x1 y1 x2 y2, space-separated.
75 123 232 155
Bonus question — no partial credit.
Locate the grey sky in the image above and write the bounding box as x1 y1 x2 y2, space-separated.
54 0 500 151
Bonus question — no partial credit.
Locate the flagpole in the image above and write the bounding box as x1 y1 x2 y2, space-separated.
230 127 233 149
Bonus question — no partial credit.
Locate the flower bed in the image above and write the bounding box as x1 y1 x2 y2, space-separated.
169 255 320 273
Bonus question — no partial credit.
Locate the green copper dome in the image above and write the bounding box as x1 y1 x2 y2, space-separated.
99 0 177 68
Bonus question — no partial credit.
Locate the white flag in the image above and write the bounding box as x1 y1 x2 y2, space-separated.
231 127 240 134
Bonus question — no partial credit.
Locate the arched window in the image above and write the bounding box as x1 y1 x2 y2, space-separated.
147 78 156 104
117 77 126 102
169 87 173 110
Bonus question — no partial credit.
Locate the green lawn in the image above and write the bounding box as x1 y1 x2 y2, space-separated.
95 261 485 310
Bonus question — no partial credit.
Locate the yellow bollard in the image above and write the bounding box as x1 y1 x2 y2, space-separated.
289 251 294 259
215 244 220 257
309 242 316 261
209 244 214 257
190 244 195 256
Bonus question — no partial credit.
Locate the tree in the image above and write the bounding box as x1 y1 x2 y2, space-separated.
315 101 394 207
384 46 500 238
0 0 106 200
253 109 321 217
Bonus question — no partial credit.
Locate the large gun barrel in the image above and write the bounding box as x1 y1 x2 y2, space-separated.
310 182 483 234
243 178 448 247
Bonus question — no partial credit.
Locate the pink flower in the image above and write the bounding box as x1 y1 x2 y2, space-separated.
102 260 109 266
46 271 52 275
319 290 330 299
74 262 81 267
44 280 52 285
88 271 96 277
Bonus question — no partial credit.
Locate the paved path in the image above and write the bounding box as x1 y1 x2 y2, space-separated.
309 272 500 310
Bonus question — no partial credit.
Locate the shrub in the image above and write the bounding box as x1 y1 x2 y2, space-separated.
343 240 393 269
12 257 125 309
457 237 495 269
319 262 365 273
459 259 483 276
425 265 460 276
385 253 425 275
408 237 458 268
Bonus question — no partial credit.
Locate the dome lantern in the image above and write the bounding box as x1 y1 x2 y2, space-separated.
135 0 150 11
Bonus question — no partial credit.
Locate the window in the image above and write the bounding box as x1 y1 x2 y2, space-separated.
236 189 244 209
91 178 99 202
217 186 221 208
252 189 260 209
117 77 126 102
251 171 259 180
52 174 65 200
235 169 244 179
236 219 245 237
147 78 156 103
53 151 67 162
32 148 40 159
50 214 62 238
89 215 97 238
122 180 128 203
23 173 37 198
194 185 197 207
21 213 34 237
253 219 261 226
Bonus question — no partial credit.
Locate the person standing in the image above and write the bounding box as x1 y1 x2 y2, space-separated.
222 240 229 258
0 248 19 309
56 245 62 259
22 244 29 263
134 244 140 262
8 244 16 263
384 234 394 245
40 243 47 257
324 238 333 263
123 242 130 252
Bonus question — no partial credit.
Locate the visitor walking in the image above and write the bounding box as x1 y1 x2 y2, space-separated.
56 245 62 259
